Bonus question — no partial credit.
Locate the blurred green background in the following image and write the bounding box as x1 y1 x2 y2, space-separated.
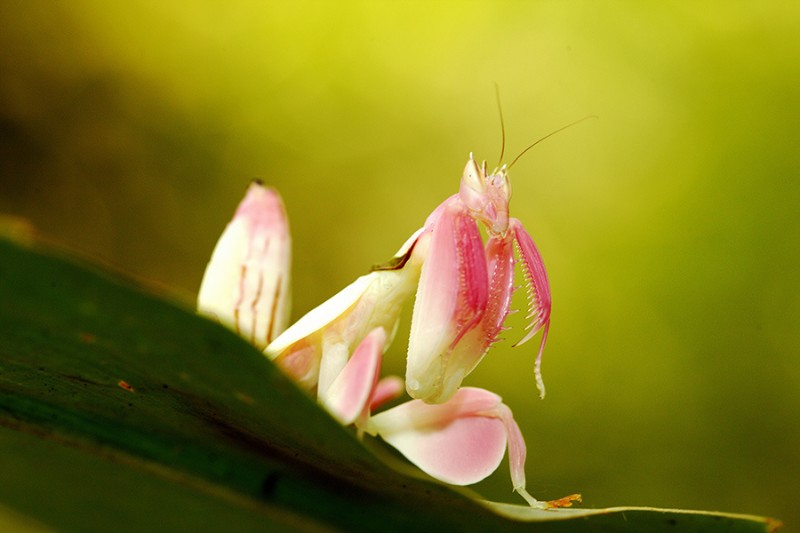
1 0 797 528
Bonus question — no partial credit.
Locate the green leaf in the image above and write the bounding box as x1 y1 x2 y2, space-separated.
0 238 781 532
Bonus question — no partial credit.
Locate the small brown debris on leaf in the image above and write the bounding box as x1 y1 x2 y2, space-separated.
546 493 582 509
117 380 135 393
235 392 255 405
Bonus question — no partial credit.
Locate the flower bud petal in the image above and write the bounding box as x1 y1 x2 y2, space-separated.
198 182 290 350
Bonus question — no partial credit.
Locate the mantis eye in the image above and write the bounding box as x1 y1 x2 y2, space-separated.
498 171 511 199
487 171 511 204
459 156 487 213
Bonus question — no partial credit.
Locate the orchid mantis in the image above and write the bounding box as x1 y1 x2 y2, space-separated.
406 154 551 403
261 155 551 404
198 155 554 507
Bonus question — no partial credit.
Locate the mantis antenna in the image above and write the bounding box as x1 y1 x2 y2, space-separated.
508 115 598 170
495 83 506 168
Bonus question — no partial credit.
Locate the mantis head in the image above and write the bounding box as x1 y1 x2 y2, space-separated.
458 154 511 236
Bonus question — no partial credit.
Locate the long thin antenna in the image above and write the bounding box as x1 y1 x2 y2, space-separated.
494 83 506 167
508 115 597 169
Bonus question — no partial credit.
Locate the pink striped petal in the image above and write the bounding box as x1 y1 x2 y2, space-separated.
198 181 291 350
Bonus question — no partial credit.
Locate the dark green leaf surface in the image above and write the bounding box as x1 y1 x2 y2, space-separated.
0 238 781 532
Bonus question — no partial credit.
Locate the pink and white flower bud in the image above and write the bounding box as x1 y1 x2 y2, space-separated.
197 181 291 350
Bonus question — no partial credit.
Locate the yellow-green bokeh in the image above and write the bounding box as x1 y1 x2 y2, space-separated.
1 1 797 527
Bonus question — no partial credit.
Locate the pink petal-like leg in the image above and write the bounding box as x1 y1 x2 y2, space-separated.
367 386 541 505
320 328 385 426
366 388 508 486
490 403 545 508
369 376 404 411
267 228 425 393
480 234 516 349
406 200 489 403
425 234 516 388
